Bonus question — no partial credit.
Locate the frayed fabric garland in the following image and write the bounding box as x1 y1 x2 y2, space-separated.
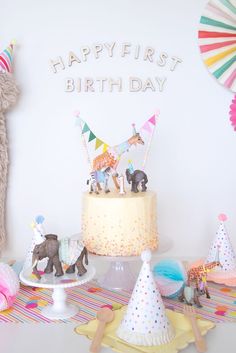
0 41 19 251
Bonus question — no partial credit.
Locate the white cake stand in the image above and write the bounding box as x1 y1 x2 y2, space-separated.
89 236 173 292
19 263 95 320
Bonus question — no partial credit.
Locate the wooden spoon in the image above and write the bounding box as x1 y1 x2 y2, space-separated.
90 307 115 353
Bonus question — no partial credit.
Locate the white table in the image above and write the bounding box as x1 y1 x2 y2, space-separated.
1 256 236 353
0 322 235 353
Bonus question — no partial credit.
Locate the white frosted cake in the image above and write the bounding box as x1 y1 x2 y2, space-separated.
82 191 158 256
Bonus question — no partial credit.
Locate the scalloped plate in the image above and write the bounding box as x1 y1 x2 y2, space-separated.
75 306 214 353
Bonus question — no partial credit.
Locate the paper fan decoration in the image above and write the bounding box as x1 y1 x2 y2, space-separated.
229 94 236 129
0 263 19 311
198 0 236 92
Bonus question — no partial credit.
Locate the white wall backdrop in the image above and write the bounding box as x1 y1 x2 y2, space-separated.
1 0 236 260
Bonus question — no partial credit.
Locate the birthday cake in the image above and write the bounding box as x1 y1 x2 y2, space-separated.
82 191 158 256
78 112 159 257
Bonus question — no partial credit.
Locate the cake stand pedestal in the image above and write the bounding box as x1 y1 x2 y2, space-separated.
19 263 95 320
89 237 173 292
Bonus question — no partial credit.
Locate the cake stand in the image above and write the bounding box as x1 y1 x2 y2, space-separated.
19 263 95 320
89 236 173 292
70 234 172 291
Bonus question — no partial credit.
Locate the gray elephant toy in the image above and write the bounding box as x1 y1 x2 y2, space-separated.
32 234 88 279
178 285 204 308
126 169 148 193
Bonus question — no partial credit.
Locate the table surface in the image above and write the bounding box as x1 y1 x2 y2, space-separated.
0 322 235 353
1 257 236 353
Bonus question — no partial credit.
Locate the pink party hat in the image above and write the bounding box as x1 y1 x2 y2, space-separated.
205 214 236 272
0 41 15 74
116 250 175 346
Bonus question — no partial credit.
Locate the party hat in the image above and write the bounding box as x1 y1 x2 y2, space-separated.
132 123 137 135
0 41 15 74
116 249 175 346
128 159 134 174
205 214 236 272
23 215 46 271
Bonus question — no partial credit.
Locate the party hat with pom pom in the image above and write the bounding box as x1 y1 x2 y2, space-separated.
206 214 236 272
0 41 15 73
116 249 175 346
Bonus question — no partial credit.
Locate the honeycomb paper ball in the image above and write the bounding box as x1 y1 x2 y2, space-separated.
0 263 19 311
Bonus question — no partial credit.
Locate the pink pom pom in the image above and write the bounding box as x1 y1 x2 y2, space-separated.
218 214 227 222
74 110 80 117
155 109 160 116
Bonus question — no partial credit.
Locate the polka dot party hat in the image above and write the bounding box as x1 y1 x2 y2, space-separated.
206 214 236 272
0 41 15 74
116 249 175 346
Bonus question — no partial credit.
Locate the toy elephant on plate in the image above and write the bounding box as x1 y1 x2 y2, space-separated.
126 169 148 193
32 234 88 279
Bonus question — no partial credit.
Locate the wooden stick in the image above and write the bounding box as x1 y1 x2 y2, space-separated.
90 321 106 353
141 117 156 171
188 316 207 352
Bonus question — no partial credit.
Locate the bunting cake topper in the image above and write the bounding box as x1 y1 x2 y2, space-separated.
75 111 158 190
198 0 236 92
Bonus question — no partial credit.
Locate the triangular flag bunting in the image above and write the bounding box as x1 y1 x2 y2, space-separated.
148 115 156 125
103 143 108 153
82 123 90 134
142 121 152 134
95 138 103 150
88 131 96 142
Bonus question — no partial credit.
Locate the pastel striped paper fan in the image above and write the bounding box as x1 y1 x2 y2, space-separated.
198 0 236 92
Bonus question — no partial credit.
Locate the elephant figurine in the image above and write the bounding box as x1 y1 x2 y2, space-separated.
32 234 88 279
125 169 148 193
178 285 204 308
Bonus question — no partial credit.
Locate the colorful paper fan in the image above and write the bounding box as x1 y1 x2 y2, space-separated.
198 0 236 92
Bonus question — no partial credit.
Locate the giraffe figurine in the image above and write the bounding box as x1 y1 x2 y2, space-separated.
92 124 144 189
187 261 221 299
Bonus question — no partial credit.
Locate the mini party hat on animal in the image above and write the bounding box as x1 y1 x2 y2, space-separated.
116 249 175 346
23 215 46 271
0 41 15 73
206 214 236 272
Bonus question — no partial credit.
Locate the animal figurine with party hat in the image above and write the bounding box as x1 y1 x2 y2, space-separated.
92 123 144 189
0 41 19 251
116 249 175 346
